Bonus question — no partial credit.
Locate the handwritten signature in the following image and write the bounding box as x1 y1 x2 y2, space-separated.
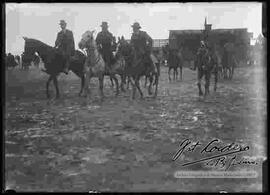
172 138 259 170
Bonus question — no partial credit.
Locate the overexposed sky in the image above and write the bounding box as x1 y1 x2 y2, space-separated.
6 2 262 55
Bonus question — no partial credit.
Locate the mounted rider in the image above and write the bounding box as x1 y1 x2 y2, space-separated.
54 20 75 74
194 40 210 70
95 21 115 68
130 22 155 70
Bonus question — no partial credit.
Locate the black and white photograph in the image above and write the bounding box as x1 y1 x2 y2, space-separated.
4 2 267 192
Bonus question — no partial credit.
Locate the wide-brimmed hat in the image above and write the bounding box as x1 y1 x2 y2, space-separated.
100 22 108 27
59 20 67 25
131 22 141 29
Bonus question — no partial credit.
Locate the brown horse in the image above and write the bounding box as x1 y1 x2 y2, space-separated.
194 48 218 97
78 30 120 99
117 41 159 99
168 49 183 81
22 37 86 98
222 51 237 80
109 39 129 92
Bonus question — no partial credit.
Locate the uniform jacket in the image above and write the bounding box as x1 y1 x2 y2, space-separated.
96 30 114 64
55 29 75 56
130 30 153 56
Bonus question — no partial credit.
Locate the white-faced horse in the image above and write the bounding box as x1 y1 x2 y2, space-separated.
78 30 120 99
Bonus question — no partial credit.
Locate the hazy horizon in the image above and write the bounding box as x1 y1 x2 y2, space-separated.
6 2 262 55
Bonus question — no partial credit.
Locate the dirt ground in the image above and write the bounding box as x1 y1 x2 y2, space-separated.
5 64 267 192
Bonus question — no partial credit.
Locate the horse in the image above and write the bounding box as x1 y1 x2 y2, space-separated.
14 55 21 67
78 30 120 99
221 51 237 80
22 37 86 98
168 49 183 81
117 41 159 99
6 53 18 69
32 53 41 68
21 52 32 70
108 39 130 92
194 48 218 97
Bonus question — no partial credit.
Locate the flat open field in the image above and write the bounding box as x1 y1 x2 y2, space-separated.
5 64 267 192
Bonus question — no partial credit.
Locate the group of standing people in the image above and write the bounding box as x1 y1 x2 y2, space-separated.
53 20 154 74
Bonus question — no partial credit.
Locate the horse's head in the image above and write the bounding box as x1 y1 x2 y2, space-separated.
118 40 133 58
78 30 96 50
22 37 38 65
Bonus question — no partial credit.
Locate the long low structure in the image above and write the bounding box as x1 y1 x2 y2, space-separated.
169 25 253 66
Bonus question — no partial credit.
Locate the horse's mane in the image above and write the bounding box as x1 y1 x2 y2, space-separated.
25 38 54 50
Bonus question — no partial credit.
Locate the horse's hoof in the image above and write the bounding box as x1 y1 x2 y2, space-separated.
56 95 60 99
199 93 203 96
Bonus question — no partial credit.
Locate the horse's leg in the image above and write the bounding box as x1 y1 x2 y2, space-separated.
214 67 218 92
230 65 234 80
110 76 114 88
197 70 203 96
126 76 130 90
225 67 228 79
205 71 211 97
129 77 136 100
135 77 144 99
83 70 91 97
168 67 172 82
99 74 104 100
175 67 178 80
53 76 60 99
120 74 126 92
79 75 85 96
180 66 183 81
154 73 159 97
231 64 235 79
111 74 119 96
46 75 53 99
144 75 147 88
148 74 153 95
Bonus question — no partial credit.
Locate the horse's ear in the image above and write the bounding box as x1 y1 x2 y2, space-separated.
22 36 28 41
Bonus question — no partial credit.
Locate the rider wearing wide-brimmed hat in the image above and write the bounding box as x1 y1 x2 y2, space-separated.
193 40 209 71
54 20 75 74
130 22 155 69
95 21 115 68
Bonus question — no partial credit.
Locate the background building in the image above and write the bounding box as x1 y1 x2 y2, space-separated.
169 19 253 66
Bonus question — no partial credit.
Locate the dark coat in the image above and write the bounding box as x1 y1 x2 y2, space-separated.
130 30 152 56
55 29 75 57
96 30 114 64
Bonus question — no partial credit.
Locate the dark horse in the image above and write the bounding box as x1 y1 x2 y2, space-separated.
22 37 86 98
33 53 41 67
168 49 183 81
6 53 19 69
194 48 218 97
221 51 237 80
118 41 159 99
108 39 130 92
